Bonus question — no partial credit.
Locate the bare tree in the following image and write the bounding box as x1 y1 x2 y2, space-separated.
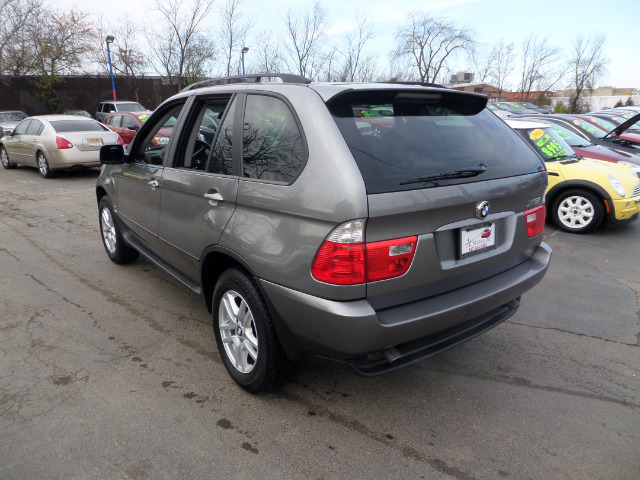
394 11 474 83
567 34 608 113
334 15 376 82
91 17 148 78
148 0 216 91
282 1 328 80
251 30 285 74
469 40 514 92
112 18 148 78
219 0 254 76
517 35 565 100
0 0 41 75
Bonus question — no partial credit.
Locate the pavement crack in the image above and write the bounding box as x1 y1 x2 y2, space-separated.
508 320 637 347
276 390 477 480
417 366 640 410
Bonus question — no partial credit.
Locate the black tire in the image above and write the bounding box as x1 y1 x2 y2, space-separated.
212 268 295 393
98 197 139 264
37 151 55 178
0 146 14 169
551 189 604 234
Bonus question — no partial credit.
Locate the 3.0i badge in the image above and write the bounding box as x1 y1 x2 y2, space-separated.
476 201 490 219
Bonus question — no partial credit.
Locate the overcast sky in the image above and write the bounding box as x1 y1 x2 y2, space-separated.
54 0 638 89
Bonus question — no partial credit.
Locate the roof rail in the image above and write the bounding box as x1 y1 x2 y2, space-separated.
182 73 312 91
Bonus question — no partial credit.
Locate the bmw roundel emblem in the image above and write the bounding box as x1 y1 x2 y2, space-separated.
476 201 490 219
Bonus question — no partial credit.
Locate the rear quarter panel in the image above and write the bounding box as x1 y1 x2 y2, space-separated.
220 87 369 301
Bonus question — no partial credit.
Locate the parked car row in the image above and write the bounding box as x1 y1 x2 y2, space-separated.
505 118 640 233
0 99 149 177
487 102 550 117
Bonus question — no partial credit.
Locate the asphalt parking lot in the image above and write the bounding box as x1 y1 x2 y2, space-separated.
1 166 639 480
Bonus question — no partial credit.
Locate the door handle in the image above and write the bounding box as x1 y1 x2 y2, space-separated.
204 191 224 206
148 179 159 190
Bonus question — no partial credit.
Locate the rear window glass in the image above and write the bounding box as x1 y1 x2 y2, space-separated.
51 120 107 133
117 102 145 112
0 111 27 122
328 90 544 194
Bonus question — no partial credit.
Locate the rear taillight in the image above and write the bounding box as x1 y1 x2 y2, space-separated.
56 136 73 149
525 205 545 238
365 237 417 282
311 220 417 285
117 135 124 145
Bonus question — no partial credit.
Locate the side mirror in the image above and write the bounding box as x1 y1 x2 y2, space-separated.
100 144 125 164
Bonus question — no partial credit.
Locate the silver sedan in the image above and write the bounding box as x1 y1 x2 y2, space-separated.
0 114 122 178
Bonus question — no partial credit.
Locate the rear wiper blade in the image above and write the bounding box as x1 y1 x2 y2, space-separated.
400 163 487 185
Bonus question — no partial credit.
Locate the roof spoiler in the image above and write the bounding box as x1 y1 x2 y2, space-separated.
182 73 312 91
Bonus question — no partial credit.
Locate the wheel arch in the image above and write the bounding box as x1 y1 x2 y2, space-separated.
546 180 611 210
200 246 259 313
96 185 108 205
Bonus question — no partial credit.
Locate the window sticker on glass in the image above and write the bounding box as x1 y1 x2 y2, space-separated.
529 129 569 159
550 126 570 139
529 129 544 140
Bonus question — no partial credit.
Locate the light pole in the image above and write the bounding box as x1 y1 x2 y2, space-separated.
105 35 117 101
241 46 249 82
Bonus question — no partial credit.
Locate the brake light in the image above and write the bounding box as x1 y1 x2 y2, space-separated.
56 136 73 149
312 241 366 285
311 220 417 285
524 205 545 238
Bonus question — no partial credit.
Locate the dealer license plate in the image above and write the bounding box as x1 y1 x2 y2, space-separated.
460 222 496 258
86 138 103 147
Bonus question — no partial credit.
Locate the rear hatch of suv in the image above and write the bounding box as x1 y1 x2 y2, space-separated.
325 88 547 312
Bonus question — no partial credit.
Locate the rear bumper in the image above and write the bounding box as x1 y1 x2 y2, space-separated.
48 149 101 169
260 242 552 373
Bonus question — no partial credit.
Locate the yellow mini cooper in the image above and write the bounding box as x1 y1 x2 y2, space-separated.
507 119 640 233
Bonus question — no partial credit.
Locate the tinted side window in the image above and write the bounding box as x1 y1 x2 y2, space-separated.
26 119 43 135
122 115 138 129
174 96 231 171
207 97 237 175
131 102 185 166
14 120 31 135
242 95 305 183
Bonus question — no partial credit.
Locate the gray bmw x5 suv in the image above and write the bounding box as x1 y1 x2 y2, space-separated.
96 74 552 392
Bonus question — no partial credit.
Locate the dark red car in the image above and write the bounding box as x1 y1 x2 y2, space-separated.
571 114 640 145
103 111 172 147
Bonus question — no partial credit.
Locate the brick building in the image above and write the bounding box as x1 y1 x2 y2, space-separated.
447 83 507 102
